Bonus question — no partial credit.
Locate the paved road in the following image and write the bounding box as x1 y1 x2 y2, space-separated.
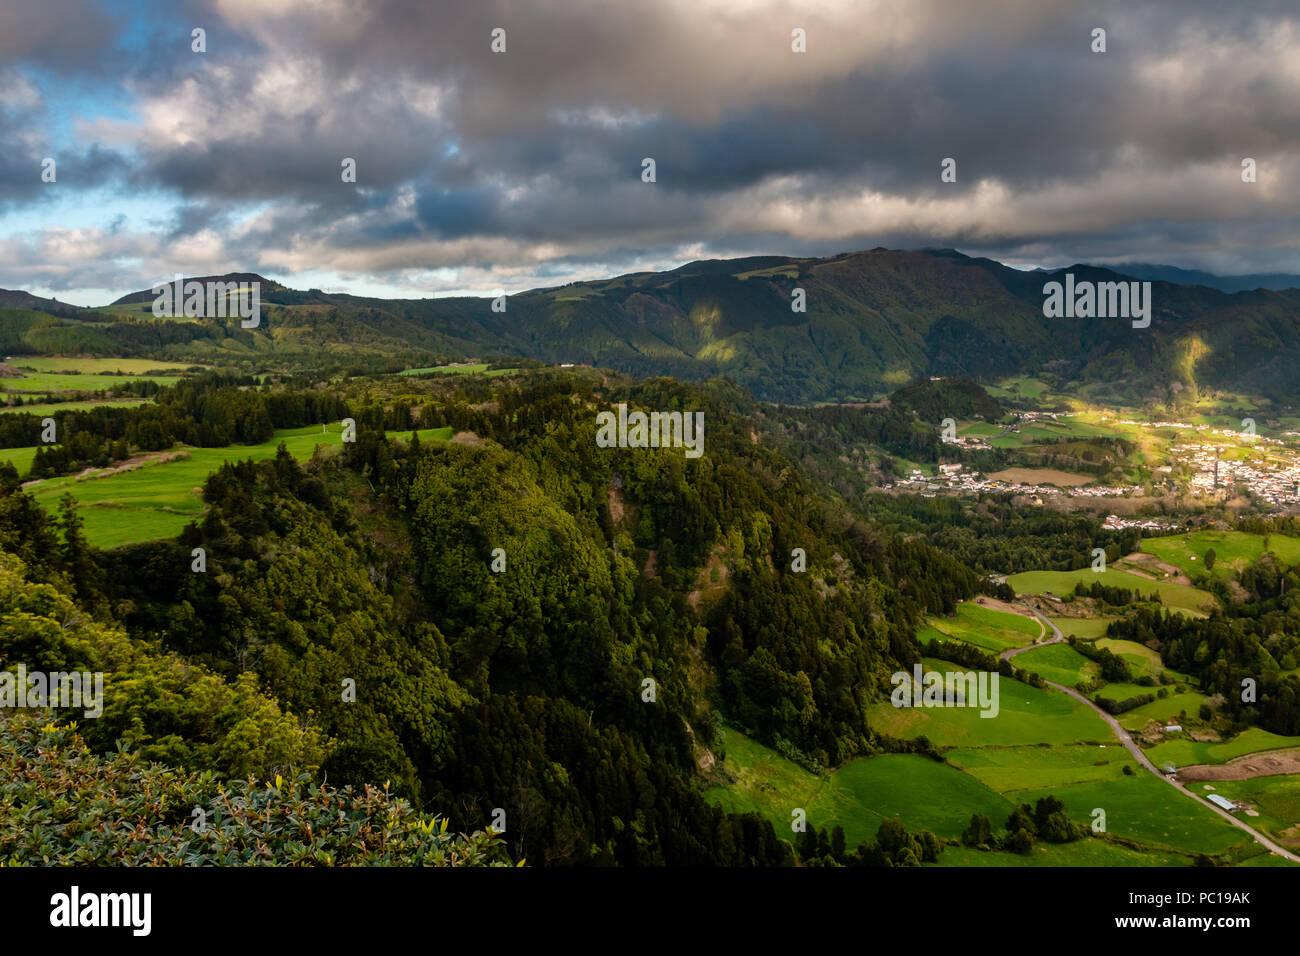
1045 678 1300 864
997 601 1299 862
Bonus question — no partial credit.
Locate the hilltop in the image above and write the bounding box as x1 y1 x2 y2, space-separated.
4 249 1299 405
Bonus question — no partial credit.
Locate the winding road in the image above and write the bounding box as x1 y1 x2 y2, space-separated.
997 602 1300 864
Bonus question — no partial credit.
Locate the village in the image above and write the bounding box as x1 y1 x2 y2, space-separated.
895 410 1300 513
889 464 1144 501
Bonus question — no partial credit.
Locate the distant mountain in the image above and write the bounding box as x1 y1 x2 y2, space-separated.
0 289 90 319
1044 263 1300 294
352 248 1296 405
8 249 1300 405
109 273 280 306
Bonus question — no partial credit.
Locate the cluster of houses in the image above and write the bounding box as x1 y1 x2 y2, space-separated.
892 466 1142 500
1173 442 1300 505
1101 514 1180 531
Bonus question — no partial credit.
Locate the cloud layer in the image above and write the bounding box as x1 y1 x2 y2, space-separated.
2 0 1298 302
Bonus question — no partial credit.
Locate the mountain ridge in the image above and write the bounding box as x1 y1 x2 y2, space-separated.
6 248 1299 405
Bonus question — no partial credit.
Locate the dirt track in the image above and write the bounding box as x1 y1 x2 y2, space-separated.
1178 748 1300 782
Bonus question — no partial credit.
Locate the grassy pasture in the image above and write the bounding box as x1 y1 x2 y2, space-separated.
1117 692 1208 732
1095 682 1163 705
1 444 40 475
1051 617 1116 639
11 357 202 375
1096 638 1165 679
1007 567 1216 617
706 731 1013 848
864 668 1110 748
3 371 183 394
945 744 1139 793
924 602 1039 653
938 839 1189 867
0 399 149 417
997 377 1050 400
1147 729 1300 768
708 711 1273 864
1016 774 1248 855
815 754 1014 846
1014 643 1098 686
1142 531 1300 579
1209 776 1300 847
26 424 453 548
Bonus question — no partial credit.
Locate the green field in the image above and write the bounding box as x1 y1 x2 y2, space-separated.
1146 729 1300 768
923 602 1040 653
937 838 1189 867
25 424 453 548
1007 567 1216 617
706 731 1014 848
865 667 1110 748
9 357 204 375
1095 682 1163 705
1016 774 1248 855
708 725 1244 864
1096 638 1164 678
1 445 40 475
1209 776 1300 847
1051 617 1117 639
945 744 1139 793
994 376 1050 401
1117 692 1208 732
2 370 183 394
0 399 150 417
1142 530 1300 579
812 754 1015 846
1013 643 1099 687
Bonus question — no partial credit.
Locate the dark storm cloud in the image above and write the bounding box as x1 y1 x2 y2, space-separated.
4 0 1300 292
0 0 118 70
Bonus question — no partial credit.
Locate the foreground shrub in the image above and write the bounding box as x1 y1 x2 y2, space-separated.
0 712 512 866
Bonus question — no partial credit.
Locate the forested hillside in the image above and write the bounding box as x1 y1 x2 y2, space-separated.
0 371 982 865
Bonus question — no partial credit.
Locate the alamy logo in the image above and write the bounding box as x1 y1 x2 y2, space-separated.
596 403 704 459
1042 273 1151 328
50 886 151 936
152 274 260 328
0 665 103 718
891 664 1000 718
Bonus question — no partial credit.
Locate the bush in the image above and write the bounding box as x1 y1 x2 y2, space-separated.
0 711 511 866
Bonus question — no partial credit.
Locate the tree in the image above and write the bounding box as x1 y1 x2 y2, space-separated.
830 825 846 862
1007 828 1034 855
876 817 910 856
1204 547 1217 571
1006 805 1037 836
917 829 942 863
58 492 102 601
1034 795 1080 843
962 812 993 847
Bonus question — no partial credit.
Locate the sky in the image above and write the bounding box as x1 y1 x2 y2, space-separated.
1 0 1297 306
